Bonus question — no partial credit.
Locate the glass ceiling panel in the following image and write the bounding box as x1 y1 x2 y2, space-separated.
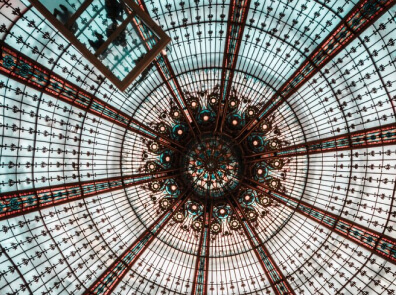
1 0 396 294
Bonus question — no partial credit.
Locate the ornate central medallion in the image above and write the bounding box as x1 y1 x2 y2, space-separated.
182 135 243 198
133 85 290 236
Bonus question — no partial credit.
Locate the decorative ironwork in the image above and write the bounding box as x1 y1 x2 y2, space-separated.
247 181 396 263
216 0 251 132
0 42 183 151
182 135 243 199
1 0 396 295
237 0 396 143
0 170 177 220
231 199 296 295
191 202 211 295
134 0 200 135
133 85 286 240
247 122 396 162
85 193 188 295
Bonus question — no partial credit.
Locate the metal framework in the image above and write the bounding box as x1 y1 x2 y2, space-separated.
0 169 178 221
246 122 396 162
84 192 189 295
0 42 184 151
134 0 200 136
191 202 211 295
1 0 396 294
245 180 396 264
236 0 396 143
215 0 251 132
229 198 296 295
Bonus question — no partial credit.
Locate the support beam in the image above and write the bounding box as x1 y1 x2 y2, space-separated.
191 202 211 295
215 0 251 132
246 122 396 162
0 169 178 221
156 55 199 135
228 199 296 295
236 0 396 143
0 42 183 151
84 193 188 295
245 180 396 263
134 0 200 136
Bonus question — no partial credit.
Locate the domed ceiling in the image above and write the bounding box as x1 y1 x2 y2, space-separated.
1 0 396 294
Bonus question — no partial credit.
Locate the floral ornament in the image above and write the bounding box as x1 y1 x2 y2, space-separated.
139 87 290 237
18 62 31 78
182 135 243 198
2 54 16 69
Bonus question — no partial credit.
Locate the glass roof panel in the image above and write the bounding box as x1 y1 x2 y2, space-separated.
1 0 396 294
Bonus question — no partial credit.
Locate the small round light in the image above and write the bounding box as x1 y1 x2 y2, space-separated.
211 98 216 103
177 129 183 135
174 111 179 117
219 208 226 215
191 101 197 107
244 195 251 201
257 168 263 175
203 115 209 121
232 119 238 125
253 140 259 146
192 205 197 210
249 110 254 115
165 156 171 162
160 126 166 132
261 197 270 206
230 101 236 106
171 185 177 191
149 163 155 169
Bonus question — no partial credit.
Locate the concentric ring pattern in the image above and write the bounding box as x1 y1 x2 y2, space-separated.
1 0 396 295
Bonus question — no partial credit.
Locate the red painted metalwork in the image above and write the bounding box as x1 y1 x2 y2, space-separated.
191 202 211 295
84 193 189 295
0 42 184 151
245 180 396 263
0 169 178 221
134 0 200 136
236 0 396 143
229 199 296 295
215 0 251 132
246 122 396 162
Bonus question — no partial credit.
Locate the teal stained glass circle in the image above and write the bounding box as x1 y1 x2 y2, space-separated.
182 135 243 198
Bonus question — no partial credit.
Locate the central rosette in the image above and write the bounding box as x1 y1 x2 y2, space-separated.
182 135 243 198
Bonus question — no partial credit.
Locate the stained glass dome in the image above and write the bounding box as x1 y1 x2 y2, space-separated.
1 0 396 295
182 135 243 199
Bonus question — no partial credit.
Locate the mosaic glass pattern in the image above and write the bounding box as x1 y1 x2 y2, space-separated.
1 0 396 295
182 136 242 198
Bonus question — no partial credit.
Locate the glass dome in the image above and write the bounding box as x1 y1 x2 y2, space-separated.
0 0 396 294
